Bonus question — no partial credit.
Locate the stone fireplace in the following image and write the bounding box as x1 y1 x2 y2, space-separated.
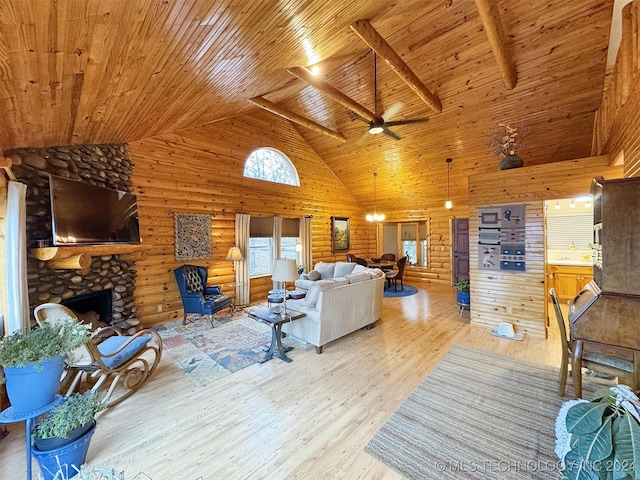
6 144 140 329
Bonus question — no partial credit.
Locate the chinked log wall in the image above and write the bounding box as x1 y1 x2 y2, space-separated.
594 0 640 178
467 155 624 339
128 112 377 326
129 111 457 326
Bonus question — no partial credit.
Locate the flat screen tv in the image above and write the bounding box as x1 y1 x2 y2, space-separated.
49 175 141 245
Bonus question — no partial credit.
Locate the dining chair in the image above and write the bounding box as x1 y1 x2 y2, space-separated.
380 253 396 261
549 288 634 397
353 256 368 267
385 256 407 292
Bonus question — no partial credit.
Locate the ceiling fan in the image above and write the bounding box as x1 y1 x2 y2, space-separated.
363 51 430 140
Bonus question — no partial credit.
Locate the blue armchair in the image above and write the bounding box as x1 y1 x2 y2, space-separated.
173 265 232 325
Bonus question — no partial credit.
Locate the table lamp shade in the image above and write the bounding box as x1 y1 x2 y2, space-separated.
272 258 298 282
225 246 244 261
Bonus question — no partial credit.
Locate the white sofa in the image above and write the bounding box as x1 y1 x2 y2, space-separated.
283 261 385 353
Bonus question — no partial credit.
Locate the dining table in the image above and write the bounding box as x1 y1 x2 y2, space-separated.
367 260 395 271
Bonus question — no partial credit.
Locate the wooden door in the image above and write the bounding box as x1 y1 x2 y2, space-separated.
453 218 470 281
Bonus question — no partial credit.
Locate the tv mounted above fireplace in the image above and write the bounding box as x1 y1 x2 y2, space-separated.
49 174 141 246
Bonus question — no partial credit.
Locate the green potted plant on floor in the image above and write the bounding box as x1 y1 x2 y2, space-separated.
555 385 640 480
0 317 91 414
453 278 470 307
32 390 106 480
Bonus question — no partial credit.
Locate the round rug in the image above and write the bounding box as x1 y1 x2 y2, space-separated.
383 284 418 298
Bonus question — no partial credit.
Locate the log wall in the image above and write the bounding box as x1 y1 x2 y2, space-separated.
594 0 640 178
467 156 624 339
128 111 376 326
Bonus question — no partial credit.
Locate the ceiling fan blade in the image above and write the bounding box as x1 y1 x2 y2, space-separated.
384 117 430 127
383 127 401 140
382 101 405 122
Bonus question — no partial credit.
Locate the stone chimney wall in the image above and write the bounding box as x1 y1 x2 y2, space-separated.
7 144 139 328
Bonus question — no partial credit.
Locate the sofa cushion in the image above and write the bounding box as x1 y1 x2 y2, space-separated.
345 272 371 284
307 270 321 281
314 262 335 279
294 279 315 291
352 264 383 278
334 261 356 278
305 278 349 306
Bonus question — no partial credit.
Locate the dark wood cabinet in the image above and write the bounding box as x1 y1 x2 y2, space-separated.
591 176 640 295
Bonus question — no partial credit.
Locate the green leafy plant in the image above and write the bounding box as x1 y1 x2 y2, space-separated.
33 390 106 440
453 278 470 293
555 385 640 480
0 317 91 370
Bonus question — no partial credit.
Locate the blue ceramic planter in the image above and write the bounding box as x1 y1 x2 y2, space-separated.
3 355 65 414
32 424 95 480
457 291 470 307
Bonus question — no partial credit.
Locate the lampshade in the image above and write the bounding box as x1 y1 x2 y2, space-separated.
225 246 244 261
272 258 298 282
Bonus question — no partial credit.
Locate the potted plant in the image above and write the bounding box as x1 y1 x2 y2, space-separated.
32 390 106 480
453 278 470 307
0 317 91 414
555 385 640 480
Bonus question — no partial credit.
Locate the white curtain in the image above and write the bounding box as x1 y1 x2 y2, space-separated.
235 213 251 306
6 181 30 334
272 216 283 290
300 216 312 272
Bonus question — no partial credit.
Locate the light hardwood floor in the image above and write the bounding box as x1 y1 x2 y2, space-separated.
0 284 561 479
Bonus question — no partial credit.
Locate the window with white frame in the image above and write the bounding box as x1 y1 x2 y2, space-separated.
244 147 300 186
249 217 300 277
249 217 273 276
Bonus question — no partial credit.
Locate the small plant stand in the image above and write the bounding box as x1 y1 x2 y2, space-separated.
0 395 62 480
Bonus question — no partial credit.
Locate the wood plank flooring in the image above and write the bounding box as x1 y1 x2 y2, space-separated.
0 284 561 479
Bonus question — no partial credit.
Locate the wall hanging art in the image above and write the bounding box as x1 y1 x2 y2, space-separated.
478 204 526 271
174 213 212 260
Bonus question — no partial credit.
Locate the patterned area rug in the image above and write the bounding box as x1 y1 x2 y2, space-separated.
155 304 300 386
364 344 610 479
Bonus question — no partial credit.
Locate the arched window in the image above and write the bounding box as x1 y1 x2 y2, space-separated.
243 148 300 186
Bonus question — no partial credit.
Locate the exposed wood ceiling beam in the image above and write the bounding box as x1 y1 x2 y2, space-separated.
474 0 517 90
287 66 376 122
350 20 442 114
248 96 347 144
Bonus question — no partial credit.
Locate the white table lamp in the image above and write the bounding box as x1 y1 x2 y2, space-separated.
271 258 298 320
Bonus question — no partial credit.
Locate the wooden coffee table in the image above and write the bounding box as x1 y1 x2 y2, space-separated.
249 307 305 363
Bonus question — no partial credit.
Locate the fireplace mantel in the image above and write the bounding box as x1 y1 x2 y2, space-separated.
30 244 146 272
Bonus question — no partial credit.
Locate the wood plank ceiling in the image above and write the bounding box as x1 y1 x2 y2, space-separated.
0 0 614 214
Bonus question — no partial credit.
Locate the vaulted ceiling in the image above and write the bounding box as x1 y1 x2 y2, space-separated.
0 0 614 214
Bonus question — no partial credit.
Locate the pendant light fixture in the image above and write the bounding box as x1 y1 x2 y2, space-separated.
445 158 453 209
366 172 385 222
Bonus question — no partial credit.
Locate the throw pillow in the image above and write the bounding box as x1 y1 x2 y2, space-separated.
345 272 370 284
308 270 321 281
334 261 356 278
314 262 335 279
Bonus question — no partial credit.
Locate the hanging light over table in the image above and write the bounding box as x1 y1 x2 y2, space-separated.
445 158 453 209
366 172 385 222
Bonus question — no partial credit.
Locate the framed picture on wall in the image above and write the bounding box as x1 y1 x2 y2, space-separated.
331 216 350 253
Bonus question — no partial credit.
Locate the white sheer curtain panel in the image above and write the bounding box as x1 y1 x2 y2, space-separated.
6 181 30 334
300 216 312 272
272 216 283 290
235 213 251 306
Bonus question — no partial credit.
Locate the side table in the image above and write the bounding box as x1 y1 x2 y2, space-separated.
249 307 305 363
0 395 63 480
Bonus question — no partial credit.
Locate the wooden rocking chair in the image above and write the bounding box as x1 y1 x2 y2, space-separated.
34 303 163 407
